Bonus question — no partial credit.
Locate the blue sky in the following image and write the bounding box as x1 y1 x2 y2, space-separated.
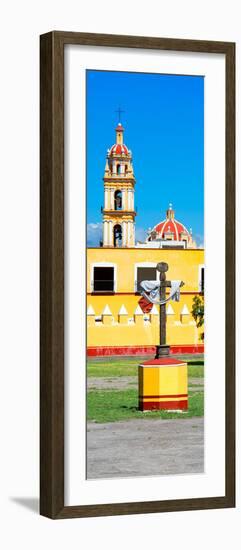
86 70 204 247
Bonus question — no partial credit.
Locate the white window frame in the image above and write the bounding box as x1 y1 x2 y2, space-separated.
134 262 158 293
90 262 117 293
198 264 205 292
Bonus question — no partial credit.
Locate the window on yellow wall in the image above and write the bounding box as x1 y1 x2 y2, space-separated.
93 266 114 292
136 267 156 293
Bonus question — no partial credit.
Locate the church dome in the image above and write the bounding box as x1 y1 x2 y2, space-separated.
109 143 129 156
108 123 130 157
148 204 194 246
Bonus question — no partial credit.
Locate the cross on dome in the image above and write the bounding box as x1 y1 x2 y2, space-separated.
115 106 125 124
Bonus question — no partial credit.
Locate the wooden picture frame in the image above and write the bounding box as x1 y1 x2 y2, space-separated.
40 31 235 519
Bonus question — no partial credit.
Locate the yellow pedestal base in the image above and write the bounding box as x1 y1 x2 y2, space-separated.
139 358 188 411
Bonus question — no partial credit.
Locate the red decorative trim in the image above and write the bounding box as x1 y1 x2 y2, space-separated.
171 344 204 354
140 358 187 366
87 344 204 357
87 346 157 357
139 399 188 411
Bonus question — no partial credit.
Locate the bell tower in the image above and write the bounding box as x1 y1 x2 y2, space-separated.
102 122 136 247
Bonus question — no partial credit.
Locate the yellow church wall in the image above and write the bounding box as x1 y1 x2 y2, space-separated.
87 247 204 293
87 318 198 348
87 247 204 351
87 293 199 319
166 321 198 345
87 320 158 347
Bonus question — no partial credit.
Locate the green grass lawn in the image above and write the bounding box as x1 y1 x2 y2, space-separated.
87 388 204 423
87 354 204 423
87 355 204 379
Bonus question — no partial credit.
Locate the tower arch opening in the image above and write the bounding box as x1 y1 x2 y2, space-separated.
114 190 122 210
113 224 122 247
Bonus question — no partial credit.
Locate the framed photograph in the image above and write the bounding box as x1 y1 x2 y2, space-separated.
40 31 235 519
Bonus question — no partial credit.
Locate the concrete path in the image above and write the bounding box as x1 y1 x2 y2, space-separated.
87 417 204 479
87 376 203 391
87 376 136 390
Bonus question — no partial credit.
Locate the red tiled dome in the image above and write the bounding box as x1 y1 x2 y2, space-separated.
108 122 130 157
154 218 190 240
109 143 129 156
150 205 192 243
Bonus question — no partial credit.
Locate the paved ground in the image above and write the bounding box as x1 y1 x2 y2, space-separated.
87 417 204 479
87 376 136 390
87 376 203 391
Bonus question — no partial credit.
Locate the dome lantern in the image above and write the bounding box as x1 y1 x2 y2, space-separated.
108 121 131 158
166 203 175 220
116 122 124 145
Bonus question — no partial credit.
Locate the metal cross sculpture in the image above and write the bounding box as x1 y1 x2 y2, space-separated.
155 262 184 358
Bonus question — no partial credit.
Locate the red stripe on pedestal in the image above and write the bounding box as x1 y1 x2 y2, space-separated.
140 358 187 366
139 399 188 411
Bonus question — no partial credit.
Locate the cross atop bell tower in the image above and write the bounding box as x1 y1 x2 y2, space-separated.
102 123 136 248
115 106 125 124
